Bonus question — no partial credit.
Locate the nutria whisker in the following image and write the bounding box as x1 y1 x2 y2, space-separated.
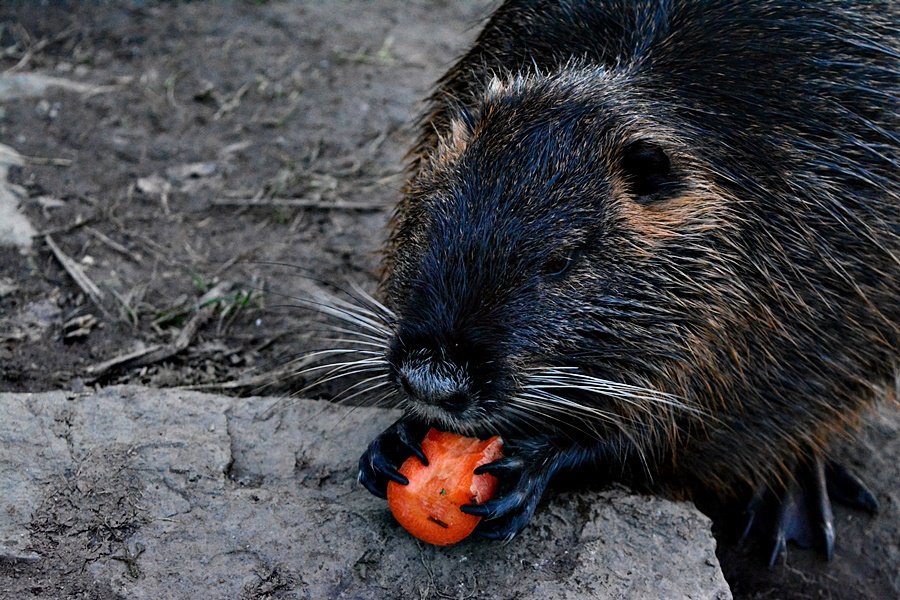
520 389 669 448
515 391 653 478
263 285 397 414
292 347 385 363
329 372 390 396
269 290 393 335
274 347 384 385
315 297 394 333
495 404 544 439
525 380 690 418
295 361 388 394
526 370 670 400
297 368 390 404
289 354 385 378
310 303 392 338
332 377 392 406
317 325 392 346
296 360 387 384
513 395 589 426
513 395 613 440
524 388 678 450
315 337 388 350
315 285 396 322
516 391 623 427
347 280 397 320
293 291 393 336
532 371 680 404
525 368 705 419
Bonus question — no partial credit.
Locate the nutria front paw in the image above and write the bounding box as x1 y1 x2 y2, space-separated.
358 417 429 498
460 453 555 541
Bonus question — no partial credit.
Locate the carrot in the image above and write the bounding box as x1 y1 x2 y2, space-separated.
387 428 503 545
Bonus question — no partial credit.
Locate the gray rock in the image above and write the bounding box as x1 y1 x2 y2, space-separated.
0 386 731 599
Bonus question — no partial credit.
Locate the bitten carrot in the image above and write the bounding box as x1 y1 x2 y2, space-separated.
387 428 503 546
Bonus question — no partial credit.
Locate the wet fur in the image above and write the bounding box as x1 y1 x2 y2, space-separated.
377 0 898 512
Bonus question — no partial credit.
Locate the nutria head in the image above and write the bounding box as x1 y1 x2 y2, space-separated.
379 69 737 452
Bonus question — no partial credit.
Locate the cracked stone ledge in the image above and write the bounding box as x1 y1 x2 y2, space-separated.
0 386 731 599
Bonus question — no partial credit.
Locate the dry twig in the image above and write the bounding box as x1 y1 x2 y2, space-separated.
44 234 110 317
86 226 142 263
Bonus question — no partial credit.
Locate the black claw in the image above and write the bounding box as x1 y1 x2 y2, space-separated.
408 445 429 466
397 427 428 466
768 480 812 567
769 532 787 568
460 503 492 518
377 463 409 486
463 469 538 518
473 521 522 541
369 439 411 485
812 459 835 561
461 491 526 519
462 493 517 519
463 465 531 529
826 461 879 514
473 456 524 476
357 417 428 499
357 448 389 498
460 438 566 541
739 487 766 545
358 468 388 499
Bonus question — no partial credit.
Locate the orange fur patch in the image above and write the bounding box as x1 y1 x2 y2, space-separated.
621 191 725 239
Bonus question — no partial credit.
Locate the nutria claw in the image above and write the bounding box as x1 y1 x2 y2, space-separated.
357 418 429 499
741 456 878 567
825 461 879 515
462 452 558 541
473 456 525 477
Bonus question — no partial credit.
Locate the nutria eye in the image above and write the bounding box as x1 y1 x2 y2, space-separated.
542 247 579 279
621 140 672 203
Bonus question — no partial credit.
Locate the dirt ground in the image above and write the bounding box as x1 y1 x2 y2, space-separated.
0 2 895 598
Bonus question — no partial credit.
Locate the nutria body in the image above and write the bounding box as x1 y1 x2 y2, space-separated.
356 0 899 560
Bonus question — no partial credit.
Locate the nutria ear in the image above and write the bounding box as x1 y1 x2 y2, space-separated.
620 140 673 203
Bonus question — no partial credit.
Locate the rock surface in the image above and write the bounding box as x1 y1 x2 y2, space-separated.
0 386 732 599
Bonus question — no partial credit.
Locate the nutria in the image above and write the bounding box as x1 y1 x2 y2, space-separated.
345 0 898 563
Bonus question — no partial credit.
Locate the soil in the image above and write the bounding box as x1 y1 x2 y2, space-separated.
0 2 895 599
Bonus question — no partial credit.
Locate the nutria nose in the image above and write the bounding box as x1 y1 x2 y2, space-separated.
398 360 469 411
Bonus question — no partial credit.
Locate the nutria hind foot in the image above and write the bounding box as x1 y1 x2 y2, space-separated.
740 456 878 567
